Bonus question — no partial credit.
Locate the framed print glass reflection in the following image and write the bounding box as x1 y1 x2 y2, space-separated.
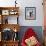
25 7 36 20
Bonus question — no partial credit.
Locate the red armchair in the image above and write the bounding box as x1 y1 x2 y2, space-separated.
21 28 41 46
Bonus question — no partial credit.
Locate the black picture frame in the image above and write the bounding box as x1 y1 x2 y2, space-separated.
25 7 36 20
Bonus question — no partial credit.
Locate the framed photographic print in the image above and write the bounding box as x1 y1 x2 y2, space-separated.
8 16 18 24
1 28 13 41
2 10 9 15
25 7 36 20
9 10 18 15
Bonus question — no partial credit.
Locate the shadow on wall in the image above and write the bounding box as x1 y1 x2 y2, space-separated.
18 26 44 44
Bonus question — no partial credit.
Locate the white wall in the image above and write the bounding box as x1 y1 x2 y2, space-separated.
0 0 44 26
